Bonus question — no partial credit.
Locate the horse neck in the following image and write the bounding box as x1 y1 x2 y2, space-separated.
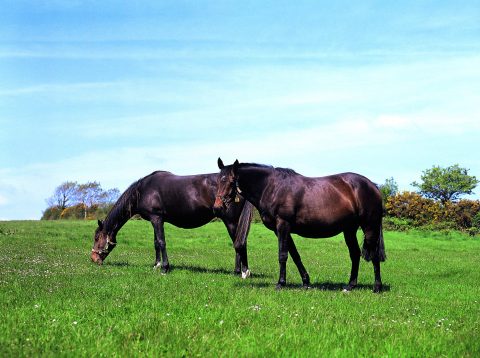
103 192 138 238
237 166 272 208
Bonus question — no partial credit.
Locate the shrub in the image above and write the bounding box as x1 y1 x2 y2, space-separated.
385 191 480 232
41 206 62 220
382 217 413 231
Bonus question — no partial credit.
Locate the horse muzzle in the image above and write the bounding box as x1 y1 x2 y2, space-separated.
91 251 104 265
213 196 225 213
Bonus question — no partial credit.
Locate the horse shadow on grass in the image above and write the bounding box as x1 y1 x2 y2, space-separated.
104 261 235 275
102 262 389 291
234 280 391 292
104 261 131 267
171 264 268 278
104 261 268 278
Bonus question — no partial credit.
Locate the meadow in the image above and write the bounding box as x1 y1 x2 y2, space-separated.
0 220 479 357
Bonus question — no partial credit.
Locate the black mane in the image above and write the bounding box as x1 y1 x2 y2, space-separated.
275 167 298 176
103 179 142 230
238 163 273 170
235 163 297 177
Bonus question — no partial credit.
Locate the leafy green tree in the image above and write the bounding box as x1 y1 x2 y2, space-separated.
379 177 398 203
411 164 478 204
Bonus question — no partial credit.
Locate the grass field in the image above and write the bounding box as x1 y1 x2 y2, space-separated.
1 220 479 357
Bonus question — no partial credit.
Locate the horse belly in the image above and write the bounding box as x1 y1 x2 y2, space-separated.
292 209 355 238
163 206 214 229
292 223 344 238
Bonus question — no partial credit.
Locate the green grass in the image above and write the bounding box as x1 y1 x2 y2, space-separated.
1 220 479 357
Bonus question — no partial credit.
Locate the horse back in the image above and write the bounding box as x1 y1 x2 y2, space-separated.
136 172 217 227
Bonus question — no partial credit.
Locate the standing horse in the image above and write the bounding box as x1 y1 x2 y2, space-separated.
214 159 386 292
91 170 254 278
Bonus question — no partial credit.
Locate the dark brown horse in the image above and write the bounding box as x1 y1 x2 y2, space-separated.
91 170 254 278
214 159 386 292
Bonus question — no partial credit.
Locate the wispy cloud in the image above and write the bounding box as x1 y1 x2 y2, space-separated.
0 81 120 96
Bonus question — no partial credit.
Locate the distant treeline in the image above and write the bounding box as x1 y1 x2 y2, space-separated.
41 181 120 220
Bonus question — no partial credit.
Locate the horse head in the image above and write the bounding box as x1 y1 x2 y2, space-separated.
213 158 239 213
91 220 117 265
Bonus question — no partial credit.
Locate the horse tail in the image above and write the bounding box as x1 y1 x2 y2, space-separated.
361 224 386 262
233 200 254 250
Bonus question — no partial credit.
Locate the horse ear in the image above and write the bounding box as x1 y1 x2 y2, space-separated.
217 157 225 169
98 220 103 229
233 159 239 175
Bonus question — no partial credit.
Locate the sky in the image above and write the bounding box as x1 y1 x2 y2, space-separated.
1 1 479 220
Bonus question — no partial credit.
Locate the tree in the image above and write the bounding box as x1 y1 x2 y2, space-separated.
411 164 478 204
77 182 105 219
46 181 78 210
42 181 121 220
379 177 398 203
102 188 121 206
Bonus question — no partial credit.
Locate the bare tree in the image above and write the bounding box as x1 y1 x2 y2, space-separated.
103 188 121 205
77 182 106 219
44 181 121 220
46 181 78 210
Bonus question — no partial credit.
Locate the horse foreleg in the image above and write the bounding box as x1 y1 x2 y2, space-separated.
343 229 361 291
287 235 310 288
275 220 291 289
151 217 169 274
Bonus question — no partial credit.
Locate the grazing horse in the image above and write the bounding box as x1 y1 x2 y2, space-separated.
214 159 386 292
91 170 254 278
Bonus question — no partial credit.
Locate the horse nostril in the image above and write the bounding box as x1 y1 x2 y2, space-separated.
213 197 223 209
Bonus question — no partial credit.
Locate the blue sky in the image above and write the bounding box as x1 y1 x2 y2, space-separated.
1 1 479 219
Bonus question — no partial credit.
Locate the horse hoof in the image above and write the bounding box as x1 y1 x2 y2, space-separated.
275 283 286 290
241 269 251 279
343 284 356 292
373 285 382 293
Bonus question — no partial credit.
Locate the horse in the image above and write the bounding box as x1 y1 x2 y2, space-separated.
91 170 254 278
214 158 386 292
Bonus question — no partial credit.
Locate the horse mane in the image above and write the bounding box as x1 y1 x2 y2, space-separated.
238 163 273 170
237 163 297 177
274 167 298 176
103 178 142 229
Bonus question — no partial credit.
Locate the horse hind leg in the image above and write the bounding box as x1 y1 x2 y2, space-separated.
372 259 382 293
361 225 384 293
343 228 361 291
